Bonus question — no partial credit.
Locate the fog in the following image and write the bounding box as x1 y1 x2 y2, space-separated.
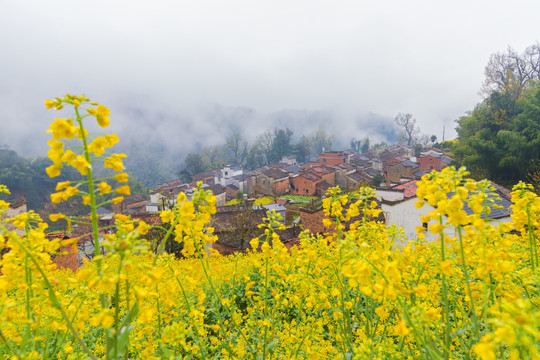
1 0 539 160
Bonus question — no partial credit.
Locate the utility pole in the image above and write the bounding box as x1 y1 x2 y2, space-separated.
442 125 445 142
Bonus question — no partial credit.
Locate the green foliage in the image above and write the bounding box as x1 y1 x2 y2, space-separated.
268 128 293 164
118 140 177 189
454 81 540 183
0 148 80 211
371 174 384 187
178 152 210 182
281 194 317 203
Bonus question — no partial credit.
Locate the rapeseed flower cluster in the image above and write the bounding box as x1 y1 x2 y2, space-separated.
0 96 538 359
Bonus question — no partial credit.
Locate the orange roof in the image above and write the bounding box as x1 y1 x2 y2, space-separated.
392 180 419 198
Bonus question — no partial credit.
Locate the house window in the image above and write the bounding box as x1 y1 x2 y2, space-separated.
430 165 434 170
323 158 326 163
305 189 309 194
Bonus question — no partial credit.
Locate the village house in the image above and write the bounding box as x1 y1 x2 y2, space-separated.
385 159 420 183
46 233 79 272
317 151 347 166
290 170 324 196
113 194 149 215
204 184 228 207
214 165 248 192
417 152 452 172
279 155 297 166
388 143 415 158
192 170 219 184
1 197 27 236
376 180 513 245
248 168 290 196
299 199 385 236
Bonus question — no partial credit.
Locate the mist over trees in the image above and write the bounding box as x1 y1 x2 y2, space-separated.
178 127 348 181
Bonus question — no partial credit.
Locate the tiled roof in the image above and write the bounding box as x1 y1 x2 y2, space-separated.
349 171 371 183
262 169 289 180
400 159 420 168
335 163 356 171
312 165 335 175
284 165 303 174
301 171 322 181
316 181 332 191
490 181 511 201
364 168 381 177
449 189 513 220
123 195 147 205
384 158 401 166
95 207 114 216
233 174 248 181
206 184 227 195
392 180 419 198
413 170 427 178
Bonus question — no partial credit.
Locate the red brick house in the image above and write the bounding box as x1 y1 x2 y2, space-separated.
317 151 346 166
250 169 290 196
417 153 452 172
385 159 420 183
290 170 322 196
311 166 336 185
46 233 79 272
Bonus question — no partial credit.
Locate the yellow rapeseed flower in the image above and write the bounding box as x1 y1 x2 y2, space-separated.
114 172 129 183
104 153 126 172
98 181 112 195
111 196 124 204
70 155 91 176
96 105 110 127
115 185 131 196
47 118 78 140
46 164 62 178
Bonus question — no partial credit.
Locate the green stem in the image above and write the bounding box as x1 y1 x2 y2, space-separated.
0 329 16 356
8 233 97 360
439 219 450 360
74 108 101 272
263 256 269 360
457 226 480 341
153 217 180 266
526 204 538 271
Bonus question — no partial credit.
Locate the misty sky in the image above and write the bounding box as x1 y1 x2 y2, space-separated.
1 0 539 157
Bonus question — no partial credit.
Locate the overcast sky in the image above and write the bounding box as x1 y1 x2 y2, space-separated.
1 0 539 156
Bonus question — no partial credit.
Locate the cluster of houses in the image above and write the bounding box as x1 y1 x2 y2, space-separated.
1 143 513 273
119 144 452 215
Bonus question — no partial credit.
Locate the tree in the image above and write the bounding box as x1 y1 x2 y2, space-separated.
308 129 335 155
224 130 248 166
394 113 420 146
350 137 369 153
203 145 224 169
482 42 540 100
431 135 437 144
361 137 370 153
254 130 274 165
350 138 361 152
269 128 293 163
245 144 266 170
178 153 209 182
294 135 312 163
454 81 540 183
